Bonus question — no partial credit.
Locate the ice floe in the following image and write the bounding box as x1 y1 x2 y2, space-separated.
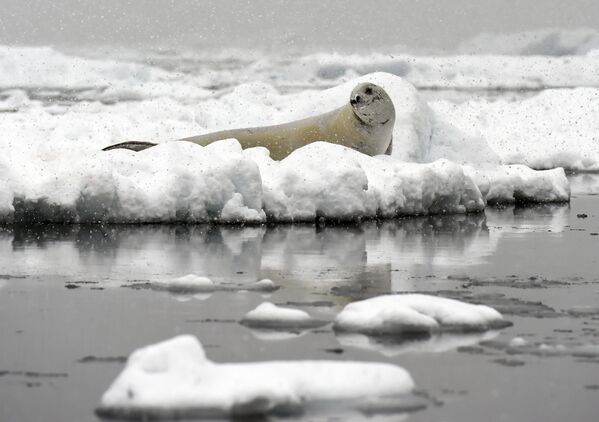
143 274 278 294
97 335 414 418
0 52 578 223
240 302 326 329
334 294 511 334
151 274 216 292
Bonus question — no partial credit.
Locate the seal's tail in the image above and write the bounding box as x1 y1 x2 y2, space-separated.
102 141 158 152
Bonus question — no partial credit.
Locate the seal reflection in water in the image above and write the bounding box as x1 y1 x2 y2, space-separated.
102 82 395 160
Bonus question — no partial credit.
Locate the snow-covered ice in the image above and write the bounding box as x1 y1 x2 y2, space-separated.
431 89 599 172
151 274 216 292
509 337 528 348
0 46 585 224
97 335 414 418
334 294 511 334
253 279 276 290
146 275 278 294
240 302 326 329
243 302 312 323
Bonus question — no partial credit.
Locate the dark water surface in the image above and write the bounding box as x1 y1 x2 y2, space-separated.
1 179 598 422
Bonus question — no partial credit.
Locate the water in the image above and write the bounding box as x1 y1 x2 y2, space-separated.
0 175 598 422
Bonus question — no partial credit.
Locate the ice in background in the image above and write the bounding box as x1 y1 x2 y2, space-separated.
1 26 599 222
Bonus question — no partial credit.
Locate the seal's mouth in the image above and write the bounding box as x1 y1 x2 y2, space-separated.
351 105 371 126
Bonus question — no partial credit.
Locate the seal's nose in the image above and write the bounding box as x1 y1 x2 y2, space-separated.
350 99 357 105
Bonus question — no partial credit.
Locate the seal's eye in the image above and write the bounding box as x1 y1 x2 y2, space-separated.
364 87 373 95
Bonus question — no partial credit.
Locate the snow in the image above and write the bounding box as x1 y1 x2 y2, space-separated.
250 142 486 221
334 294 510 334
97 335 414 418
0 46 211 100
431 89 599 172
0 45 585 223
464 165 570 205
254 279 276 289
243 303 312 323
147 275 279 294
301 52 599 90
152 274 215 292
509 337 528 348
240 302 326 329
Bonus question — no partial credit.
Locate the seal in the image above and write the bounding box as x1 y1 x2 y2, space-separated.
103 82 395 160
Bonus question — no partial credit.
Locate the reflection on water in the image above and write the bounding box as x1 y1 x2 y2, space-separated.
0 203 570 297
336 331 500 357
485 203 569 235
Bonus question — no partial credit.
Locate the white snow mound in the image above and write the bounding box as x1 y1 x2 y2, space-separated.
334 294 510 334
97 335 414 418
152 274 215 291
243 303 312 323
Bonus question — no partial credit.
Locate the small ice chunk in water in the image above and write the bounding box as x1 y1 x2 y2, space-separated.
509 337 527 347
334 294 511 334
97 335 414 418
152 274 215 292
244 302 311 322
254 278 276 289
241 302 327 329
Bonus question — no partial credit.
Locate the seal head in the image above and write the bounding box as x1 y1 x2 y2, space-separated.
349 83 395 126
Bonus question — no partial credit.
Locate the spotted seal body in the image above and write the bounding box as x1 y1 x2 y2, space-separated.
103 83 395 159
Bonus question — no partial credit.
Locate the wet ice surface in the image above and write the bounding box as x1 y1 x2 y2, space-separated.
0 175 597 422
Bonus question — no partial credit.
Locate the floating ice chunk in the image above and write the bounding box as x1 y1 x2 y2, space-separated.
139 277 278 295
241 302 326 329
97 335 414 418
0 70 573 224
334 294 511 334
509 337 527 348
152 275 216 292
244 303 311 323
465 165 571 204
254 279 276 289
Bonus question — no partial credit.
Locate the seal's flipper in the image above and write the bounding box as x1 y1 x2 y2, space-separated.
102 141 158 152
